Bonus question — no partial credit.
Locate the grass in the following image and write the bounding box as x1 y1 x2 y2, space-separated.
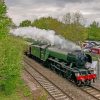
0 35 48 99
0 35 27 94
0 80 33 100
37 94 48 100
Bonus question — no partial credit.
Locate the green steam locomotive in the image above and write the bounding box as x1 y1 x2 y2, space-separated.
26 43 96 86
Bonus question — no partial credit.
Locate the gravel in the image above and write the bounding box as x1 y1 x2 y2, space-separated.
22 70 52 100
24 56 97 100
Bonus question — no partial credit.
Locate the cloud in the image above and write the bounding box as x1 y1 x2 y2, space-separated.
5 0 100 25
6 0 94 6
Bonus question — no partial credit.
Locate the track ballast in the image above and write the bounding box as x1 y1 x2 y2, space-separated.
24 56 73 100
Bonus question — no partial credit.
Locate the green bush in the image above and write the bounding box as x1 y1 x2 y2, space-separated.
0 1 26 95
0 36 25 95
19 20 32 27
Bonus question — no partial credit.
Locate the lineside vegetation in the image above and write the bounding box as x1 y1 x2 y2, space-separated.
0 1 25 95
20 15 100 42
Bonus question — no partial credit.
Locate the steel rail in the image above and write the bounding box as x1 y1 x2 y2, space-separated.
24 56 73 100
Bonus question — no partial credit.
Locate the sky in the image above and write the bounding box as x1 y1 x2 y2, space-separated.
5 0 100 25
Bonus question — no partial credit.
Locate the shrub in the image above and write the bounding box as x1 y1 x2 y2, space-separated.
0 36 25 95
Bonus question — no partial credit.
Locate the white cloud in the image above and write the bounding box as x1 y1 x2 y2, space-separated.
5 0 100 25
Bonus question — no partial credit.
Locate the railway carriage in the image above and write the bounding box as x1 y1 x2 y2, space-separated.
26 43 96 86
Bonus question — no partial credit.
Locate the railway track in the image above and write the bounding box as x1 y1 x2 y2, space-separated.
24 57 73 100
81 86 100 100
67 78 100 100
24 56 100 100
68 77 100 100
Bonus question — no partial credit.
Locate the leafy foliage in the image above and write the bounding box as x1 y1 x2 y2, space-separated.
0 2 12 37
31 16 88 42
63 24 88 42
0 1 25 95
19 13 99 42
0 36 25 95
0 80 33 100
19 20 32 27
88 21 100 41
32 17 62 32
0 2 6 15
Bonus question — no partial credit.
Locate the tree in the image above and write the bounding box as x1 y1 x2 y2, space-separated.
90 21 99 28
72 12 85 26
62 12 87 42
0 1 12 38
0 1 25 95
31 17 62 32
88 21 100 40
63 12 71 25
63 12 84 25
19 20 32 27
31 15 88 42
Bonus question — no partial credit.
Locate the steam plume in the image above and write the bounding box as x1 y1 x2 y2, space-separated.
10 27 81 50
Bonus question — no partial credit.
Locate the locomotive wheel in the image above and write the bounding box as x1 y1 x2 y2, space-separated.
87 80 91 86
57 69 61 75
48 61 51 69
84 80 91 86
62 73 66 78
60 71 62 76
50 64 53 70
61 72 66 78
52 66 56 72
56 69 61 76
77 81 82 86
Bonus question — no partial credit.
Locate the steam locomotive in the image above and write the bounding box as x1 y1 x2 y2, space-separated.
25 43 96 86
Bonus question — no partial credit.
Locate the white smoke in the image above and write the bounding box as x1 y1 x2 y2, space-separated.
10 27 81 50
